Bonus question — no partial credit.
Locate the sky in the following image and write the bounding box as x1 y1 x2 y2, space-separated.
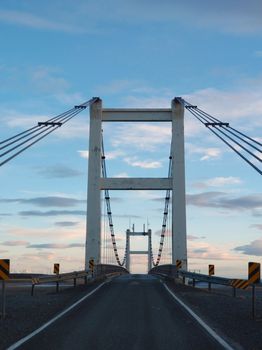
0 0 261 277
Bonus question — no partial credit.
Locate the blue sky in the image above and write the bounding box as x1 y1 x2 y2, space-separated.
0 0 261 276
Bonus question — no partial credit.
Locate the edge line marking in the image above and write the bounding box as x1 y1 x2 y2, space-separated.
7 281 107 350
163 283 234 350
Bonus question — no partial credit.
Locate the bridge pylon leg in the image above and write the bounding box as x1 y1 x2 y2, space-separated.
171 98 187 270
148 229 152 272
85 98 102 269
126 229 130 272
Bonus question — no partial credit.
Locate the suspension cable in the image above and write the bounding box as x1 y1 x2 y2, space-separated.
177 98 262 176
101 136 127 266
0 98 98 167
150 152 172 267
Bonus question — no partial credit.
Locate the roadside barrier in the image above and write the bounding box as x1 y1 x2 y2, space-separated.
31 264 129 296
150 262 261 319
31 270 90 296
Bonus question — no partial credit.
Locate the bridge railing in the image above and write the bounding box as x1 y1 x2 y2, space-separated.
31 264 128 295
149 264 262 319
149 264 261 290
178 269 233 287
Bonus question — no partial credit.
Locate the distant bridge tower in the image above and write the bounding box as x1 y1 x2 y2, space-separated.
85 98 187 270
126 229 152 272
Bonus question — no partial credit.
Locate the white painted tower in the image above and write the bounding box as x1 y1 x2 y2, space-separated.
85 98 187 270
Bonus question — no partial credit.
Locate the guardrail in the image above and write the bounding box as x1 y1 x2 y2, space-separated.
31 264 129 296
149 264 261 319
178 269 232 288
31 270 90 295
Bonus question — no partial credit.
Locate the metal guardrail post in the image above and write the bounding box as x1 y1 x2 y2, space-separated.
208 282 211 292
56 281 59 293
252 284 256 320
1 280 6 319
192 278 195 287
74 273 77 287
31 284 35 296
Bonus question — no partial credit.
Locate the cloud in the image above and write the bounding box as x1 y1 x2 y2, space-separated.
0 9 81 33
154 232 205 240
78 150 89 159
184 86 262 129
3 107 88 140
124 157 162 169
250 224 262 231
4 110 49 129
106 150 125 160
113 172 129 178
36 165 83 178
187 192 262 212
187 235 206 241
27 243 85 249
18 251 56 262
54 221 79 227
193 176 242 189
154 229 171 237
19 210 86 217
103 214 141 219
8 224 85 240
97 79 147 95
31 67 70 93
186 143 222 161
188 240 241 261
110 0 262 34
1 196 85 208
0 240 29 246
111 123 171 151
234 239 262 256
0 2 261 41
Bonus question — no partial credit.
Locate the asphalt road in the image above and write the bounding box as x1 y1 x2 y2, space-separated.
16 274 224 350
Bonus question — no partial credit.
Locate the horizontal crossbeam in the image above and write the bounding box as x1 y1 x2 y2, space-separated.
129 251 148 254
128 232 149 236
102 109 172 122
100 178 172 190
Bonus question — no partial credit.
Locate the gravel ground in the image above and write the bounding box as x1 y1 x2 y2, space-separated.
167 279 262 350
0 279 105 350
0 277 261 350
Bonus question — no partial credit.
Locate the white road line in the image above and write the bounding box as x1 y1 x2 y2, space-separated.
8 282 107 350
163 283 235 350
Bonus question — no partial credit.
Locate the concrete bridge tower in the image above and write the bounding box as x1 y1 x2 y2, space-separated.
85 98 187 270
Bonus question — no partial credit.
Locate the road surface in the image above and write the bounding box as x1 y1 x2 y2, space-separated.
16 274 224 350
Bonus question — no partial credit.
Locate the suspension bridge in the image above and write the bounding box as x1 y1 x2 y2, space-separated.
1 97 261 350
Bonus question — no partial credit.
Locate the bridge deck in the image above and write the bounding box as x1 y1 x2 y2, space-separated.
18 275 222 350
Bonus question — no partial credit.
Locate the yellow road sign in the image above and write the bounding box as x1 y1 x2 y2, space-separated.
32 278 39 285
176 260 182 269
231 279 249 290
0 259 10 280
248 262 260 284
89 258 95 271
209 264 215 276
53 263 60 275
